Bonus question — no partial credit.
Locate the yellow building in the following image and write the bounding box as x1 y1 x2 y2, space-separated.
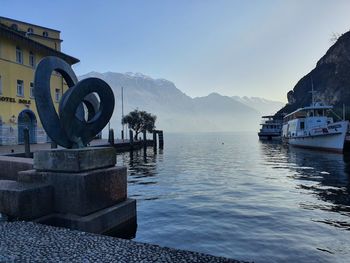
0 16 79 145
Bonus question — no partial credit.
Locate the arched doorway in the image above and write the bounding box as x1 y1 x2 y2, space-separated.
18 110 37 144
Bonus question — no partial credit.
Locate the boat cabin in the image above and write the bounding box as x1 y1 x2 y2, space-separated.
260 116 282 132
282 104 334 138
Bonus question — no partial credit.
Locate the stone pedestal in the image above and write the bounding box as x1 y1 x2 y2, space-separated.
0 147 137 237
34 147 116 172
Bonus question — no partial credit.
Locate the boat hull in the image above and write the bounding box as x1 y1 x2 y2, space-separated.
258 133 281 141
287 121 348 153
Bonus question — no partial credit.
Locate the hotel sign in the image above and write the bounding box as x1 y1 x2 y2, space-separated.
0 96 31 104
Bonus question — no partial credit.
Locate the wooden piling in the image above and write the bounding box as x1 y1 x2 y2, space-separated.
143 131 147 148
153 131 157 153
129 130 134 149
158 130 164 149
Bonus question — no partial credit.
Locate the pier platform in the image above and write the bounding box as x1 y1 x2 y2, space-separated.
0 222 241 263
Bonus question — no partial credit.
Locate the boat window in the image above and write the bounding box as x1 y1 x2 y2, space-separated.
295 111 306 118
316 110 323 116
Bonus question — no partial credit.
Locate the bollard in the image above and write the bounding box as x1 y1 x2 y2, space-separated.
51 141 57 149
108 129 115 145
24 127 30 158
158 130 164 149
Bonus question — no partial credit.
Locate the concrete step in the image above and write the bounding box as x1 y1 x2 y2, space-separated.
0 180 53 220
0 156 33 181
35 198 137 236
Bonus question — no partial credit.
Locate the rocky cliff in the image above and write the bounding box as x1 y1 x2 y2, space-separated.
277 30 350 117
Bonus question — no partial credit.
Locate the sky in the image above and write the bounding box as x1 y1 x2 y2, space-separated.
1 0 350 102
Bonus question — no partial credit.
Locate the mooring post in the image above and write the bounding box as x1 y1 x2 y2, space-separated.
143 130 147 148
108 129 114 145
153 130 157 153
129 129 134 150
23 128 30 158
158 130 164 149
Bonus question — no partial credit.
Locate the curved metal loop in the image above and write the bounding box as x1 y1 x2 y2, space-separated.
34 56 115 148
59 78 115 147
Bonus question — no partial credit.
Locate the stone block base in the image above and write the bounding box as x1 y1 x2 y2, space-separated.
19 166 127 216
0 156 33 181
35 198 137 237
0 180 53 220
0 146 136 237
34 147 116 172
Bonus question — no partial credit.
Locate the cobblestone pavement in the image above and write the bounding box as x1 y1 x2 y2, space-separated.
0 222 243 263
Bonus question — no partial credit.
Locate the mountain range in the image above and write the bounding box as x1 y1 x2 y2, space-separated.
79 72 284 134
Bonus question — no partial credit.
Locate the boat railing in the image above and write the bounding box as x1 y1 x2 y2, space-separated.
260 127 282 132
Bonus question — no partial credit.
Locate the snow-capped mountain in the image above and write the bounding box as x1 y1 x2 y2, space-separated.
232 96 285 116
80 72 282 134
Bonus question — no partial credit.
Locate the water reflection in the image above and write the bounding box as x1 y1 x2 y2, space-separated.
259 141 350 229
117 148 162 201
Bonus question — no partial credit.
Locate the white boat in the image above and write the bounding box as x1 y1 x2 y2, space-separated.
282 102 348 153
258 115 282 140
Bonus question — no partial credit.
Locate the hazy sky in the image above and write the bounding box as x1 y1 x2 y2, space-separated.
1 0 350 101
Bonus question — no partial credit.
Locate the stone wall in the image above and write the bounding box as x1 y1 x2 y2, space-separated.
36 127 48 144
0 124 49 145
0 124 18 145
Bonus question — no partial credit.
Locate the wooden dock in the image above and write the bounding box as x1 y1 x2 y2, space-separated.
92 139 154 153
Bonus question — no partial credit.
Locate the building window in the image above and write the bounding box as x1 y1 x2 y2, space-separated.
11 24 18 30
29 51 35 67
27 27 34 34
43 31 48 37
55 89 61 102
30 82 34 98
17 80 24 97
16 47 23 64
0 75 2 95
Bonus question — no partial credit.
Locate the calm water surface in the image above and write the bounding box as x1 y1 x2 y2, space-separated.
117 132 350 263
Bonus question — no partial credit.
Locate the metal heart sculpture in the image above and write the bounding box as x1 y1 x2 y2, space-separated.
34 56 115 148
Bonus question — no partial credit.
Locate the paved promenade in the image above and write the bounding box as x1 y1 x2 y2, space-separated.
0 222 242 263
0 139 129 154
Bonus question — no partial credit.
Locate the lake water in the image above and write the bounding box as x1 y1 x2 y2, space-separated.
117 132 350 263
